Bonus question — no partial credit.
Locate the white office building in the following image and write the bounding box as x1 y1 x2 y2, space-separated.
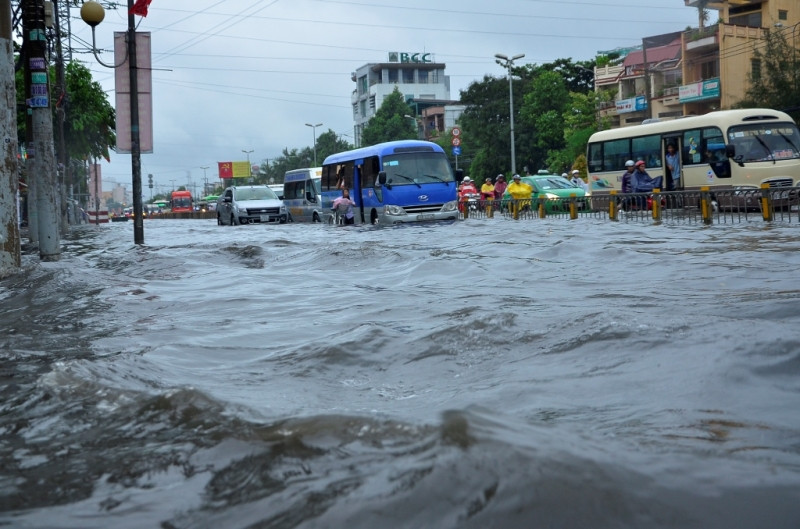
351 52 452 146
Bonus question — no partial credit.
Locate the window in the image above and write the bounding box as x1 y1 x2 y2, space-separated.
700 61 718 80
632 134 661 168
418 70 428 84
602 138 630 172
778 10 788 21
403 69 414 83
388 69 398 83
682 126 724 165
358 76 367 95
751 58 761 81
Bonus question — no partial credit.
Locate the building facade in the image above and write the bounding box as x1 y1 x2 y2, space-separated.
351 53 452 146
595 0 799 128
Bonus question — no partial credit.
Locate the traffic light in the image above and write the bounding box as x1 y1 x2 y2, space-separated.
148 174 153 189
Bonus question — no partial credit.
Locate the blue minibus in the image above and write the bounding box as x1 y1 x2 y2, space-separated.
321 140 462 225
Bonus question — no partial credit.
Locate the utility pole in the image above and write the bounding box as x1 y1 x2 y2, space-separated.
24 0 60 261
0 0 21 276
53 0 70 230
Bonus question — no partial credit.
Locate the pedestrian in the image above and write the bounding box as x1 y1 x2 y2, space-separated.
332 188 356 225
665 143 681 190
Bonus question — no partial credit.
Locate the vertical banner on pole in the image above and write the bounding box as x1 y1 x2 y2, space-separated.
114 32 153 153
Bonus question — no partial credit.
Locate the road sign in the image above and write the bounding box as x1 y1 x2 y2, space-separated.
452 127 461 137
452 146 461 156
451 137 461 147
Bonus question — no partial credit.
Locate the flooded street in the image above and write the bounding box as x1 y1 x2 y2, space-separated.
2 218 800 528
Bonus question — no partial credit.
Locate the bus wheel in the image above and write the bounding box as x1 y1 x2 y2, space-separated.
312 212 320 223
371 211 379 225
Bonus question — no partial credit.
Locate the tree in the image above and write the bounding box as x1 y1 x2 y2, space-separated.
458 74 523 180
736 28 800 122
61 61 115 162
360 87 416 146
519 70 569 171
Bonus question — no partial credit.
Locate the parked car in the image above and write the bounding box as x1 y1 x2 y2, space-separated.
217 185 288 225
503 171 587 212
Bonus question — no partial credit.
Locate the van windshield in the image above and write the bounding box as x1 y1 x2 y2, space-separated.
382 152 454 186
727 123 800 162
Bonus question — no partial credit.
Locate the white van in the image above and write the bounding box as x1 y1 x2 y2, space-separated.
283 167 323 222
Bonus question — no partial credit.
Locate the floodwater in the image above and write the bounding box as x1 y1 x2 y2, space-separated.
1 218 799 529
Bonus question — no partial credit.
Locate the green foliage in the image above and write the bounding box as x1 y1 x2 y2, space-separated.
361 87 416 146
458 75 518 179
61 62 116 161
252 129 353 185
736 29 800 122
16 61 116 160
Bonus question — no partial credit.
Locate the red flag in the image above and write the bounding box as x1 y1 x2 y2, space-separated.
218 162 233 179
129 0 152 17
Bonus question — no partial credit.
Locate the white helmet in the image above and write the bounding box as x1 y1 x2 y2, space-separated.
463 176 471 182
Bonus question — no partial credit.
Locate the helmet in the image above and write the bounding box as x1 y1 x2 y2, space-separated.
497 173 504 178
635 160 645 167
572 170 580 175
561 173 568 178
463 176 471 182
513 174 521 180
625 160 635 167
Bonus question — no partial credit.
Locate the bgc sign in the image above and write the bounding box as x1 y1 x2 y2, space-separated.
388 52 433 64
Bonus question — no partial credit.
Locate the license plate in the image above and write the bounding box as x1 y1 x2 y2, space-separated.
416 214 435 220
259 215 270 222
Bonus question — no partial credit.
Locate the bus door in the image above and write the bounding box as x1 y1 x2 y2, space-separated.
663 134 683 191
353 159 365 224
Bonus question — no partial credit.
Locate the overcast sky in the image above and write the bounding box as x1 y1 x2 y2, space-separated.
68 0 701 194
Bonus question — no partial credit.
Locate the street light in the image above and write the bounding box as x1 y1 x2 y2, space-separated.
80 0 144 244
495 52 525 175
242 149 253 181
305 123 323 166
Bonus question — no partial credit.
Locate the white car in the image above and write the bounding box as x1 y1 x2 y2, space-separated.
217 185 288 225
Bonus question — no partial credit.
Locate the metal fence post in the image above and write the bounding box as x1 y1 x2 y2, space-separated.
760 183 774 222
700 186 713 225
569 193 577 220
609 191 618 221
652 188 661 223
538 195 546 218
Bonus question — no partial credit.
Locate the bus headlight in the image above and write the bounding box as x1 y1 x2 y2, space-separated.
441 200 458 212
385 205 407 216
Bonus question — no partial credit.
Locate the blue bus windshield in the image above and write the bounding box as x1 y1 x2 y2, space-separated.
383 152 454 185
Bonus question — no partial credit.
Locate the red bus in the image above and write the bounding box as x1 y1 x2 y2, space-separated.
170 190 193 213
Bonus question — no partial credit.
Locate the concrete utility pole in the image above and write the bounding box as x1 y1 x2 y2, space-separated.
0 0 21 276
24 0 60 261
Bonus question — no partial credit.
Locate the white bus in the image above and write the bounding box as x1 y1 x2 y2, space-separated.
283 167 323 222
586 108 800 198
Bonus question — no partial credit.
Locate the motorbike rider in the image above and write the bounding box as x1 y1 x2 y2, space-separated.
459 176 479 197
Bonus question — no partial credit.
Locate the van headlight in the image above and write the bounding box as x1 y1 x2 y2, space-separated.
441 200 458 212
385 205 407 216
280 204 287 213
